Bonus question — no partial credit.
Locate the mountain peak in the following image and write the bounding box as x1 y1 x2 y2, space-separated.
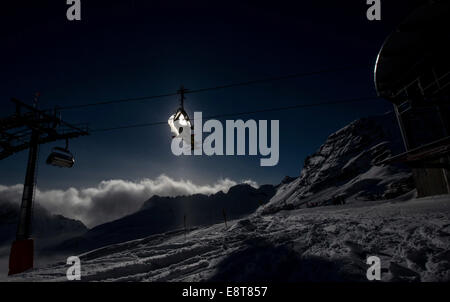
262 112 414 214
53 183 276 253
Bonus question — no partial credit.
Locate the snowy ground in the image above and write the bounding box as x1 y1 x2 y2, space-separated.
2 194 450 282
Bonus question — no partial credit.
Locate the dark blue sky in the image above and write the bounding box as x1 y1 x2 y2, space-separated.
0 1 423 189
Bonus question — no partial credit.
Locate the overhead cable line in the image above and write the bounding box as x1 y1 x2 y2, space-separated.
56 65 367 110
90 95 383 133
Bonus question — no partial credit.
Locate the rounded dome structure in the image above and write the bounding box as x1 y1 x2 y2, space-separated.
374 1 450 103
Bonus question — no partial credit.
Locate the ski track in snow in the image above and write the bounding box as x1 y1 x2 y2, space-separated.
3 195 450 282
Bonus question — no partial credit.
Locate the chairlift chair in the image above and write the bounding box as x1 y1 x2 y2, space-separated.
46 139 75 168
168 86 195 150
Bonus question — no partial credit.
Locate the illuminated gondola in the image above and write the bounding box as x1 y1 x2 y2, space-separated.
168 85 194 150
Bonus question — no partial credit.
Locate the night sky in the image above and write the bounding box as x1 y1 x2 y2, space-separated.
0 1 425 190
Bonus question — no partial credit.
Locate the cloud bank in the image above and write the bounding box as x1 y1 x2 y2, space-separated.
0 175 258 228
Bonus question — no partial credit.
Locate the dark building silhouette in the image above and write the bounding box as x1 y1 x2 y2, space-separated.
375 1 450 197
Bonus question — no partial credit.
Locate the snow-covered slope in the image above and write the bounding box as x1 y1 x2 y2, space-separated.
48 184 275 254
4 194 449 282
3 112 448 282
262 112 414 214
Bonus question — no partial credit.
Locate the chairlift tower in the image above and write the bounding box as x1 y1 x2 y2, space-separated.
0 98 89 275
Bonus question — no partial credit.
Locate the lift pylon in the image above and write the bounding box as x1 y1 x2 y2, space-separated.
0 98 89 275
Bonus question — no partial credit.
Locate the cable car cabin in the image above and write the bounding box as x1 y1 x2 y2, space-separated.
168 86 195 150
375 1 450 197
46 147 75 168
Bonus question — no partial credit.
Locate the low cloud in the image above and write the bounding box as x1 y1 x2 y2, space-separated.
241 179 259 189
0 175 258 228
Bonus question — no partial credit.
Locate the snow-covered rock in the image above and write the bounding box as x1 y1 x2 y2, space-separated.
262 112 415 214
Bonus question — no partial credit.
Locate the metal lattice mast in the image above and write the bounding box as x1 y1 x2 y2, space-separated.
1 97 89 275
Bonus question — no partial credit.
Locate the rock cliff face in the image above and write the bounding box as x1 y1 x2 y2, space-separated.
262 112 415 214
